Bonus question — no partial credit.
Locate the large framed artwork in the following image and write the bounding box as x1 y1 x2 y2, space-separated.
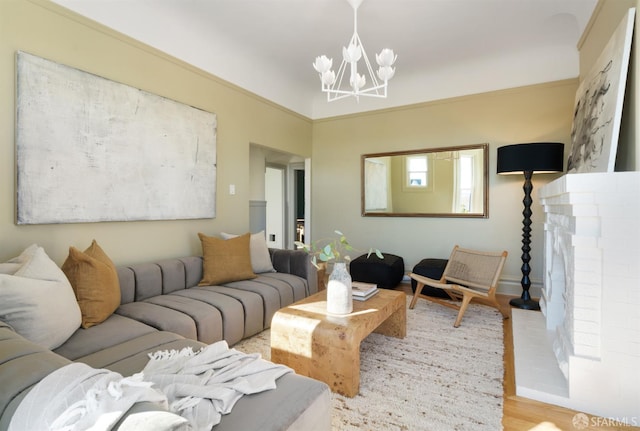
16 51 217 224
567 8 635 173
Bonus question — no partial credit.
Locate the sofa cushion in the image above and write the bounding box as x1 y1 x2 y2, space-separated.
269 248 317 294
214 373 331 431
53 314 157 361
116 302 197 340
62 240 121 328
0 244 81 349
221 231 275 274
224 278 282 328
197 286 264 338
257 272 310 302
179 256 204 288
120 262 163 302
198 232 256 285
0 323 72 431
76 331 193 372
118 257 204 305
171 289 245 346
224 273 310 328
144 295 223 344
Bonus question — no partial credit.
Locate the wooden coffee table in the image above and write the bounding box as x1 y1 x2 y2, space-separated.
270 288 406 397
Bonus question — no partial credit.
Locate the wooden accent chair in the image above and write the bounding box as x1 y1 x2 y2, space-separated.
409 245 509 327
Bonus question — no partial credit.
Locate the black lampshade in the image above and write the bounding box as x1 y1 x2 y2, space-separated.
497 142 564 174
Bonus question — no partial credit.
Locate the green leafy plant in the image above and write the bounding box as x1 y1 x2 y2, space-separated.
294 230 383 268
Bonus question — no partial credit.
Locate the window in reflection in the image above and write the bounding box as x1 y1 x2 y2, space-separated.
406 155 428 187
454 154 473 213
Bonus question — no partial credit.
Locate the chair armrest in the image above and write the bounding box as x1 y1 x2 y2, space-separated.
450 284 490 297
269 249 318 294
409 272 449 290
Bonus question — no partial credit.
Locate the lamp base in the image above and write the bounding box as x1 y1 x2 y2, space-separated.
509 297 540 311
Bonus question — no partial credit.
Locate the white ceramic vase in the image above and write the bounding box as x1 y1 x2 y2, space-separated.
326 262 353 315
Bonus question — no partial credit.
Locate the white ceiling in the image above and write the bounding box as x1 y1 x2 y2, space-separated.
51 0 597 120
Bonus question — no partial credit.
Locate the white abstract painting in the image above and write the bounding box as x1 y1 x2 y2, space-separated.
567 8 635 173
16 52 217 224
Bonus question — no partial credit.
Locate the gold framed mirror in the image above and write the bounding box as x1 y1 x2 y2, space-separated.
361 143 489 218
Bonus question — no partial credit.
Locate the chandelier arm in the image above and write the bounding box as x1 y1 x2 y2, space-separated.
332 58 348 93
355 84 387 97
328 92 357 102
354 33 382 92
325 83 388 101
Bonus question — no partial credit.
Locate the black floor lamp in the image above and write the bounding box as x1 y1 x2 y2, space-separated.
497 142 564 310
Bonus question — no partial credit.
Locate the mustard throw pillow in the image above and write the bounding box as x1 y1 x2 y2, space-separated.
198 232 256 286
62 240 121 328
220 230 275 274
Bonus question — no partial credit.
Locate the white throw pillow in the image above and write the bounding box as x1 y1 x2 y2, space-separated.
0 262 21 274
0 244 82 349
220 231 276 274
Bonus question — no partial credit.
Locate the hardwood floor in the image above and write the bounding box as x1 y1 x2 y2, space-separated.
396 283 639 431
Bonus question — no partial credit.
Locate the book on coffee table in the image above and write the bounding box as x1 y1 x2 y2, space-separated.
352 288 379 301
352 281 378 297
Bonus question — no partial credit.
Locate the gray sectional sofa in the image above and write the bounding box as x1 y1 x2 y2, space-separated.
0 248 331 431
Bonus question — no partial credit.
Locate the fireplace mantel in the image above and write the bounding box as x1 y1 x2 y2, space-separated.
512 171 640 423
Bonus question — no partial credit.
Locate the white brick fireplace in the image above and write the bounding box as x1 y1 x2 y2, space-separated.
512 172 640 423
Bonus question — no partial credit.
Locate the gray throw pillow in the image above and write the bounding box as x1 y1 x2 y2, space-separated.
0 244 82 349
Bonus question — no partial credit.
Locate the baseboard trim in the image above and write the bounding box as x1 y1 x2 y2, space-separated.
497 276 543 298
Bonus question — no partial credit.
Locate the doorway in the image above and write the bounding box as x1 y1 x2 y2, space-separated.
252 143 309 250
293 165 306 245
265 166 285 249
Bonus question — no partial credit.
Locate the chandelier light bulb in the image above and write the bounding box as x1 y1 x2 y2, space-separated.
375 49 397 68
313 55 333 74
343 43 362 63
321 70 336 86
350 73 366 90
377 66 395 82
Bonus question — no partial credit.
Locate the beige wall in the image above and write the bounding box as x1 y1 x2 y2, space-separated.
3 0 633 299
311 0 640 296
0 0 311 265
311 80 578 295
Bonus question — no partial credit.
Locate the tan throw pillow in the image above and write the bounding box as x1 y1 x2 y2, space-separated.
220 230 275 274
62 240 121 328
198 232 256 286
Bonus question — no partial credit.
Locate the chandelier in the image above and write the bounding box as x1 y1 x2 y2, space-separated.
312 0 397 102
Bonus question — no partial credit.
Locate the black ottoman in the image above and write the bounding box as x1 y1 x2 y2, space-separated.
410 258 449 298
350 253 404 289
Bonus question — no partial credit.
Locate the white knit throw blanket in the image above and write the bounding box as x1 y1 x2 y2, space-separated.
142 341 293 430
9 341 292 431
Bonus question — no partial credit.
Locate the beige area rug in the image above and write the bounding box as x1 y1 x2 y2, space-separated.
234 295 504 431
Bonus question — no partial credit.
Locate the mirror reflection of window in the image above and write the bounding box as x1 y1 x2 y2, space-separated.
406 155 428 187
455 154 474 213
